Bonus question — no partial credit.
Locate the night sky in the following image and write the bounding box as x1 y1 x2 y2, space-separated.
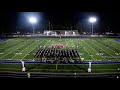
1 12 120 33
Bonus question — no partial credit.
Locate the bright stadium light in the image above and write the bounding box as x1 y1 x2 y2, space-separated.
28 16 38 35
89 17 97 35
89 17 96 23
29 17 37 24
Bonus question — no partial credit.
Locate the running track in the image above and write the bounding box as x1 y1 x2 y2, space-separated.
1 60 120 64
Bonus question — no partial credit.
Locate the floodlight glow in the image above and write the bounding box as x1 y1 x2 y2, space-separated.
89 17 97 23
88 16 97 35
29 17 37 24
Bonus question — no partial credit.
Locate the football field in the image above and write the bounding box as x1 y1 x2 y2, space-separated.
0 37 120 61
0 37 120 73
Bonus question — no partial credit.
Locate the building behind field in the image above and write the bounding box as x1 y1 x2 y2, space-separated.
43 30 79 36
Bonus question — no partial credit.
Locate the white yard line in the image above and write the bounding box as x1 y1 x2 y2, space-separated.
64 39 68 46
43 39 50 47
0 42 26 59
65 39 72 47
21 39 50 60
65 39 69 47
80 40 95 60
0 39 22 50
109 39 120 45
52 39 56 45
0 41 14 50
18 41 39 60
44 39 50 47
0 40 21 52
96 40 118 54
0 39 12 46
84 40 105 60
10 41 34 60
92 40 118 60
105 40 120 51
102 43 118 54
70 39 75 46
20 42 39 60
78 40 95 60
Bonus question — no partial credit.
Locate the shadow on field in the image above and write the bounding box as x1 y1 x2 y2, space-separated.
73 65 87 72
26 64 40 72
26 64 87 72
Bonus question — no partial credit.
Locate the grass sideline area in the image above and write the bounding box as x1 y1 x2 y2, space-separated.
0 64 120 73
0 37 120 73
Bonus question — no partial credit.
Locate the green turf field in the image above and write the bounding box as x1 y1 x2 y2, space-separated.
0 64 120 73
0 37 120 73
0 38 120 61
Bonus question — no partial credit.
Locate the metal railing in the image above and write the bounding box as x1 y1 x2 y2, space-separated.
0 71 120 78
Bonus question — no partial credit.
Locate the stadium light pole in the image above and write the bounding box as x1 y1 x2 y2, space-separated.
28 17 37 35
89 17 97 35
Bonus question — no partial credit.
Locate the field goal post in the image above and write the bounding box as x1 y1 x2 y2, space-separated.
88 62 92 73
20 60 26 72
